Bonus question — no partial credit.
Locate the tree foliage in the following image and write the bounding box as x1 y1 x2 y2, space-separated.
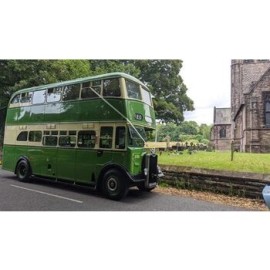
0 60 91 108
89 60 141 77
156 121 212 145
134 60 194 123
0 59 194 123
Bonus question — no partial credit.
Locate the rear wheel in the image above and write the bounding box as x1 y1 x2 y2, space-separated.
102 169 128 200
16 159 32 182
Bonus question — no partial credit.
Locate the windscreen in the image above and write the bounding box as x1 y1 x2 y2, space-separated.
141 87 152 106
128 126 146 147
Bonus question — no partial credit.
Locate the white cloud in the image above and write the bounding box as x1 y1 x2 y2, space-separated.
181 58 231 125
184 108 214 125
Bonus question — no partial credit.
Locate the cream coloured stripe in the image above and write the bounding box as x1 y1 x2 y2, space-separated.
11 184 83 203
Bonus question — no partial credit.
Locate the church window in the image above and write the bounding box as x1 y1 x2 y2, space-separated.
265 93 270 127
219 127 226 138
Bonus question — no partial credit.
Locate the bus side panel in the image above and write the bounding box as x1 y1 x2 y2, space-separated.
59 101 79 122
2 145 44 175
2 145 16 172
57 148 76 181
39 147 58 178
30 105 45 124
5 107 31 125
75 149 99 184
76 100 126 122
6 106 45 125
44 103 60 122
26 146 44 175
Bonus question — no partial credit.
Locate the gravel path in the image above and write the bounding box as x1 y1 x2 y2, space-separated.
154 186 268 211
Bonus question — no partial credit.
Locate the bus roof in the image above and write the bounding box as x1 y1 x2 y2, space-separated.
12 72 148 95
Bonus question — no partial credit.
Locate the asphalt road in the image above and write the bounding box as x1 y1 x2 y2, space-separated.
0 169 249 211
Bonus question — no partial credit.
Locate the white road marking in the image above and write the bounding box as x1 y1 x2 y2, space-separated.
11 184 83 203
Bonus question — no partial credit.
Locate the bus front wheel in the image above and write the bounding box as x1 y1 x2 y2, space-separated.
16 159 32 182
102 169 128 200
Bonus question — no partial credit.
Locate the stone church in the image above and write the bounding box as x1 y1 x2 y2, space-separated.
211 107 232 151
212 59 270 152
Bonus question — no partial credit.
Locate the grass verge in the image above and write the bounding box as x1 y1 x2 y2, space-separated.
158 151 270 174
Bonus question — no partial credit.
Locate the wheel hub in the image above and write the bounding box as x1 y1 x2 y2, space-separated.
107 177 118 192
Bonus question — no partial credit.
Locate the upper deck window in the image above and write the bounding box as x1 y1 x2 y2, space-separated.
10 92 33 107
62 84 80 101
10 94 20 105
103 78 120 97
141 87 152 106
126 80 142 100
32 90 46 104
47 87 61 103
21 92 32 103
81 80 102 99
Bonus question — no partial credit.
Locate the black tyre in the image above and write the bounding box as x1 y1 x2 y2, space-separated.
16 159 32 182
102 169 128 200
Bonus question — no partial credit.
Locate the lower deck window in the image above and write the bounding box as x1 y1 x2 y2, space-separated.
43 136 57 146
78 131 96 148
59 136 76 147
29 131 42 142
100 127 113 148
115 127 126 149
17 131 28 141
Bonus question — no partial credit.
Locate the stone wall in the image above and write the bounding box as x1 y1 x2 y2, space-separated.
160 165 269 199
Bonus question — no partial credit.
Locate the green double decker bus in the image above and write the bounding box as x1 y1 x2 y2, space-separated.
2 72 163 200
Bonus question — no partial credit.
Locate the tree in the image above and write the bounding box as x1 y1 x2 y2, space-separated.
0 60 91 107
90 60 195 124
155 121 212 144
199 123 212 140
178 121 199 135
89 60 141 77
134 60 194 124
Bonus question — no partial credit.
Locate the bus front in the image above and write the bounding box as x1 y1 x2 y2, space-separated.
122 75 163 191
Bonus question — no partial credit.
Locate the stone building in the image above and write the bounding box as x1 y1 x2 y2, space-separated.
231 59 270 153
211 107 232 151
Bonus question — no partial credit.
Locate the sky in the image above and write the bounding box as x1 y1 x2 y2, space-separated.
1 1 264 127
182 58 231 125
1 1 268 128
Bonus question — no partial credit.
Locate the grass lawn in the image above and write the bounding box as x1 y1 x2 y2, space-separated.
158 151 270 174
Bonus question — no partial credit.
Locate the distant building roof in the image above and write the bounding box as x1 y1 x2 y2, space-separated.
214 107 231 125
